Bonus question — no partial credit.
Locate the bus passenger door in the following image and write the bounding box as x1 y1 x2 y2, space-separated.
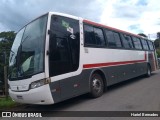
48 15 80 102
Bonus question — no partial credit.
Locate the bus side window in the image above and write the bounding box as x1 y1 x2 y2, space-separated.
105 30 122 48
141 39 149 50
120 34 134 49
84 25 96 45
93 27 105 46
84 25 105 47
113 32 122 48
132 37 142 50
148 41 154 50
105 29 116 47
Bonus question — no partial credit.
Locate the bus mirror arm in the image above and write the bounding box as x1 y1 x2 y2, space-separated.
46 50 49 55
48 29 53 35
48 29 55 56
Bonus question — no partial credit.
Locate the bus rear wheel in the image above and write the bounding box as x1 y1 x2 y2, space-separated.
146 65 151 77
89 73 104 98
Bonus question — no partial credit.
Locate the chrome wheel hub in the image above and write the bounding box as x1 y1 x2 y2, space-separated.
93 78 101 93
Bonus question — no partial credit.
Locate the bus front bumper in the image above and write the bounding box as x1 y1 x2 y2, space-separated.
9 84 54 104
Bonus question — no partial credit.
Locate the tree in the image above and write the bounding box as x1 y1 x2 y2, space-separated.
156 49 160 58
138 33 148 38
154 37 160 58
154 39 160 49
0 31 16 42
157 32 160 39
0 31 16 84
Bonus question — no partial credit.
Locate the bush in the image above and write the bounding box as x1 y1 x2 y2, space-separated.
0 97 17 110
156 49 160 58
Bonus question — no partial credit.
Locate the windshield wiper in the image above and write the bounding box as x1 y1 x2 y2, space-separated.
17 66 24 77
13 36 30 67
21 36 31 44
9 50 16 62
10 50 15 55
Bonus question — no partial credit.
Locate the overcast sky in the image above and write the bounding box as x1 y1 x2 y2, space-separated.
0 0 159 39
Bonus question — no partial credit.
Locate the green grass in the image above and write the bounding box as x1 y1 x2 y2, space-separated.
0 97 17 109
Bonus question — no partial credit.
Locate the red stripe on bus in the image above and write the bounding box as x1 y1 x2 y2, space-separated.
83 60 146 69
83 52 147 69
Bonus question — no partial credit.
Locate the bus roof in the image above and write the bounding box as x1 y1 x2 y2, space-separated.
18 12 151 41
49 12 152 42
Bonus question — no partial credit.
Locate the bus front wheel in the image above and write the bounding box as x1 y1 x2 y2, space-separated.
89 73 104 98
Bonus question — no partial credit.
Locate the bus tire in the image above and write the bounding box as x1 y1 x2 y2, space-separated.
146 65 151 77
89 73 104 98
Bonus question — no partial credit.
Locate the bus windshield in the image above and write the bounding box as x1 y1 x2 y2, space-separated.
9 15 48 80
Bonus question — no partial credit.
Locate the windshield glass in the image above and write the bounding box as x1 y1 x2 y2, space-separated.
9 15 48 80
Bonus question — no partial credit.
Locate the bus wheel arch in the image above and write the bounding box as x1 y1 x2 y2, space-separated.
89 69 107 98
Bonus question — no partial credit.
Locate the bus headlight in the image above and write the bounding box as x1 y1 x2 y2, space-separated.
30 78 51 89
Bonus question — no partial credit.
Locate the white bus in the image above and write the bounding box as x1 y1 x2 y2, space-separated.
8 12 158 104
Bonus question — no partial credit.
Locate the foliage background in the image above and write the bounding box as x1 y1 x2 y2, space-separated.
0 31 16 84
